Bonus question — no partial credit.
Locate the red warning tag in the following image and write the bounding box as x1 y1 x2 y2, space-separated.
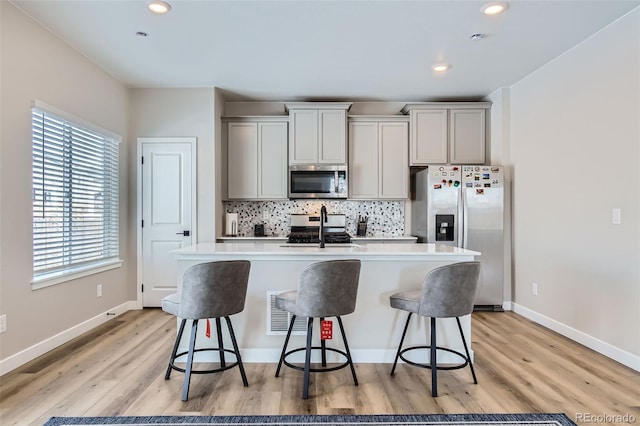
321 320 333 340
206 319 211 338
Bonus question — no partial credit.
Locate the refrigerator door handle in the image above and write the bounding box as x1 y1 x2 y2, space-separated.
461 189 468 248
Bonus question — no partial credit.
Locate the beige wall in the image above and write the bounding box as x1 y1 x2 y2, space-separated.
485 88 513 306
129 88 216 248
0 2 131 360
213 89 228 239
508 9 639 359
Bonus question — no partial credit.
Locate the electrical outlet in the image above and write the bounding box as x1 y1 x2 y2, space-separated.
532 282 538 296
262 210 269 221
97 284 103 298
0 314 7 333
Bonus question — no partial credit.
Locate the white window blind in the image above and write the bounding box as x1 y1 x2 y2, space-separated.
32 107 119 279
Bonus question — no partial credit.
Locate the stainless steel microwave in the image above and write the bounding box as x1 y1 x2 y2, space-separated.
288 165 348 199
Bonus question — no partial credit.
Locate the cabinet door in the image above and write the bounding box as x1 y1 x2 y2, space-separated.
379 122 409 199
410 109 447 165
349 122 379 199
228 122 257 199
257 122 288 199
289 109 318 164
319 109 347 164
449 109 486 164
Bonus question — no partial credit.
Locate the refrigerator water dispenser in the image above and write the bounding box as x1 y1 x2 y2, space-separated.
435 214 455 241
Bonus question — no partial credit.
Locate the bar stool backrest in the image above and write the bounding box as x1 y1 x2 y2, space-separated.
295 259 361 318
179 260 251 319
419 261 480 319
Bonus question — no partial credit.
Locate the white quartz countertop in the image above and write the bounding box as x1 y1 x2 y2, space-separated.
174 242 479 259
217 236 287 240
351 236 418 241
217 236 417 241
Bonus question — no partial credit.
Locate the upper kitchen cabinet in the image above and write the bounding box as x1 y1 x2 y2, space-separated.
226 118 288 200
402 102 491 165
349 117 409 200
285 102 352 165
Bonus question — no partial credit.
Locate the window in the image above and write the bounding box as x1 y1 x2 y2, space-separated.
32 102 121 287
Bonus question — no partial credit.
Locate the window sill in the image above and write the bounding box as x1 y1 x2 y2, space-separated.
31 259 123 290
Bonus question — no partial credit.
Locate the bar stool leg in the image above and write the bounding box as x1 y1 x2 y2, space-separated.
216 318 226 368
390 313 412 375
166 318 187 380
456 317 477 384
336 316 358 386
225 316 248 387
430 317 437 397
320 317 327 367
182 319 198 401
302 317 314 399
276 315 296 377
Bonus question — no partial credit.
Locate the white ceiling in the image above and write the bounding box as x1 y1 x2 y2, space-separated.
11 0 639 101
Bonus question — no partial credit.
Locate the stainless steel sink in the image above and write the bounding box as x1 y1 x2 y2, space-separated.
279 243 361 248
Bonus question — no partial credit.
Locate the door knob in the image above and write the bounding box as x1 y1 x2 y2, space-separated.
176 230 190 236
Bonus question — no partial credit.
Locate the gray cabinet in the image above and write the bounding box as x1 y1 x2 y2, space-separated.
286 103 352 165
349 117 409 200
449 109 487 164
402 103 490 165
226 119 288 200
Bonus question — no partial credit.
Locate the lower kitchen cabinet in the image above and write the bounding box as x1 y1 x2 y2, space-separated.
349 118 409 199
227 120 288 200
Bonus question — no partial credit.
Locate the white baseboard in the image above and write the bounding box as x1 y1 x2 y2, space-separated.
0 301 139 376
512 303 640 372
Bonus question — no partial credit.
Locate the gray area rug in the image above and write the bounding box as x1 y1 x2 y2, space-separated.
43 413 577 426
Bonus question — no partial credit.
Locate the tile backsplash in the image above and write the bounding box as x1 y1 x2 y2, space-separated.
224 200 405 237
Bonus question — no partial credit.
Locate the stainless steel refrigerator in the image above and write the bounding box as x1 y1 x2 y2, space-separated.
412 165 504 311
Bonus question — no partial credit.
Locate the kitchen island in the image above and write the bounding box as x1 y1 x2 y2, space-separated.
172 243 480 364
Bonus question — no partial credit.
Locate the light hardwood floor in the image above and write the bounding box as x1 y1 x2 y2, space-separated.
1 309 638 425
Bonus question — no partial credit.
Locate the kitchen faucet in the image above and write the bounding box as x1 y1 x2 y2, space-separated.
319 205 327 248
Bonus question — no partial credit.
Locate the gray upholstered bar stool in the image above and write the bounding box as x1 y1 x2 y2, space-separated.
274 259 361 399
389 261 480 397
162 260 251 401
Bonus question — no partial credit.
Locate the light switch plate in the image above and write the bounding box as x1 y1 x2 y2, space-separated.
0 314 6 333
263 210 269 220
612 208 621 225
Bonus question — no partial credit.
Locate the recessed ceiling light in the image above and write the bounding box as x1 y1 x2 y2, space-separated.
481 2 508 15
148 1 172 14
432 64 451 72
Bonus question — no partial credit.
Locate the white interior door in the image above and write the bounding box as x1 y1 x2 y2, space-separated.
140 138 196 307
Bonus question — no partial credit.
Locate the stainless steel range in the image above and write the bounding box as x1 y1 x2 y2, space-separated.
287 214 351 244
